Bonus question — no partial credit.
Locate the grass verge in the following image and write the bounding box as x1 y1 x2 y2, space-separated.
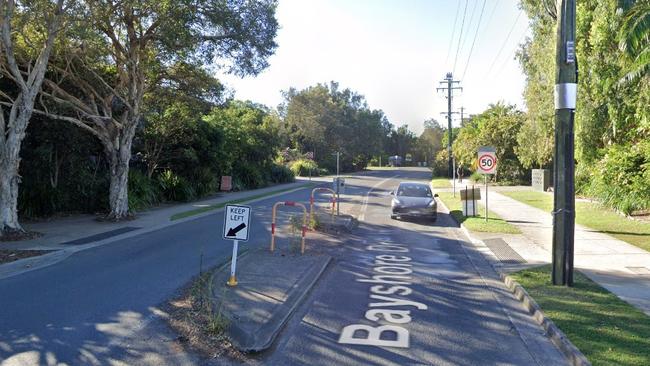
500 190 650 252
511 265 650 366
171 183 314 221
430 177 451 188
436 191 520 234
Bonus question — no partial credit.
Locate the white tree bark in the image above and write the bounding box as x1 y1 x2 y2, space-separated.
0 0 65 236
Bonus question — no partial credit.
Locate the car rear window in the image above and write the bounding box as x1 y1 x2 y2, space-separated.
396 184 432 197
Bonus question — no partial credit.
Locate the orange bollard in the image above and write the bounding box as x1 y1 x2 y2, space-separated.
271 201 309 254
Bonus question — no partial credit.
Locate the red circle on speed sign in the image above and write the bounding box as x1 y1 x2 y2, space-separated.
478 153 496 174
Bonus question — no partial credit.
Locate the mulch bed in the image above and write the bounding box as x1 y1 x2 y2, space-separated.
164 271 247 364
0 231 42 242
0 249 51 265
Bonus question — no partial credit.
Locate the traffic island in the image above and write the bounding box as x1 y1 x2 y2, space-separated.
311 212 357 234
211 249 331 353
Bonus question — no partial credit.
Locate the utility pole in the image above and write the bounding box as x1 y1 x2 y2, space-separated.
460 107 465 126
437 73 462 178
552 0 577 286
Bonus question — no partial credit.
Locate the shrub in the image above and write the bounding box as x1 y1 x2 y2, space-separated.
233 163 265 189
269 164 295 183
189 167 219 197
158 169 195 202
290 159 319 176
586 142 650 214
128 170 160 210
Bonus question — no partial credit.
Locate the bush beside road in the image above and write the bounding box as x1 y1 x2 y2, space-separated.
500 190 650 252
171 184 315 221
511 265 650 366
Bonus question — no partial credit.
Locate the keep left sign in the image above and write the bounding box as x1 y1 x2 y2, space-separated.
223 204 251 242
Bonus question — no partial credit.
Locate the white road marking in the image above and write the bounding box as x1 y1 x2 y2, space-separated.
359 175 398 221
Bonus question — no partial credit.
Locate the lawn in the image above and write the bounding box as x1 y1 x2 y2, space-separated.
436 191 520 234
171 184 314 221
501 190 650 252
430 177 451 188
511 265 650 366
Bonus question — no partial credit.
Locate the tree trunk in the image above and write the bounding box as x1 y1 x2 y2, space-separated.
105 140 133 220
0 150 22 235
0 105 29 236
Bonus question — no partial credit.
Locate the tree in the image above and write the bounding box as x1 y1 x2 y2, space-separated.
0 0 66 236
515 2 555 168
414 119 444 165
389 125 417 160
140 62 226 178
619 1 650 82
453 102 525 182
282 82 388 171
37 0 279 219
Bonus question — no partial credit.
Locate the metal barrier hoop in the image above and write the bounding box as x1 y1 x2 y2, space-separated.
271 201 308 254
309 187 336 225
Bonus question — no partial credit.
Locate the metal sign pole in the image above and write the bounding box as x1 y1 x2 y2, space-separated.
453 158 456 198
227 240 239 286
336 151 340 216
485 175 488 222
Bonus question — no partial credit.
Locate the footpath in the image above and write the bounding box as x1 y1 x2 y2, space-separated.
0 178 329 279
447 179 650 316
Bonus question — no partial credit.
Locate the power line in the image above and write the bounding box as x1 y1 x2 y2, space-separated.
457 0 479 63
486 9 523 76
484 0 501 33
444 1 462 69
452 0 469 75
494 25 530 77
461 0 488 80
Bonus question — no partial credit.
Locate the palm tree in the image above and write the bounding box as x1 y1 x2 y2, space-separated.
619 1 650 82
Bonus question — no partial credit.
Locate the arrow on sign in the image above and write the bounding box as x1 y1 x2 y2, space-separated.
226 223 247 237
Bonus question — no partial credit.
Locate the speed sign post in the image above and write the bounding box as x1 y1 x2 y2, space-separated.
477 147 497 222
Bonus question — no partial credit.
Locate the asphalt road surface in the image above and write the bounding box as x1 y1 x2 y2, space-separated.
0 167 567 365
262 168 567 365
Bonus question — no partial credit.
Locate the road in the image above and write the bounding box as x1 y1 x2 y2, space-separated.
0 167 567 365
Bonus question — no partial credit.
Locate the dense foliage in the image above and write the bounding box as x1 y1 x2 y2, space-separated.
280 82 394 172
517 0 650 213
452 103 527 184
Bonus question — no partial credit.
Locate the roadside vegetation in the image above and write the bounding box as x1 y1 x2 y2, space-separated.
446 2 649 211
436 192 520 234
170 184 314 221
166 268 243 361
430 178 451 189
1 5 432 237
501 190 650 252
511 265 650 366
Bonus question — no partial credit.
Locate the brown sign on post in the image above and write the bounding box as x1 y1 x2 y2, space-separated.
220 176 232 191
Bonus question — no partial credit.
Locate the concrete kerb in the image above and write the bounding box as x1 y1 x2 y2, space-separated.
212 250 333 352
0 184 316 281
434 189 591 366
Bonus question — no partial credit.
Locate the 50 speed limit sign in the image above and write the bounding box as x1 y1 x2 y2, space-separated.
477 147 497 175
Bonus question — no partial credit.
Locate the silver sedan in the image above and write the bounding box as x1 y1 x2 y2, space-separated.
390 182 438 222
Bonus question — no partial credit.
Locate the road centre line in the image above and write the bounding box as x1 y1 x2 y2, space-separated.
359 175 398 221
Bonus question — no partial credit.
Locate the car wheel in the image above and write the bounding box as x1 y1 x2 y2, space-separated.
390 214 397 220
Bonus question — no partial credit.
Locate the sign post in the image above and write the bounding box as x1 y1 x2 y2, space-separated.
223 204 252 286
477 147 497 222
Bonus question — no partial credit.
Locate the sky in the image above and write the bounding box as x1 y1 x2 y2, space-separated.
217 0 530 135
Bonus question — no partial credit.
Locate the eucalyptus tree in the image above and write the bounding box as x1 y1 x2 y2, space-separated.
0 0 66 237
37 0 278 219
